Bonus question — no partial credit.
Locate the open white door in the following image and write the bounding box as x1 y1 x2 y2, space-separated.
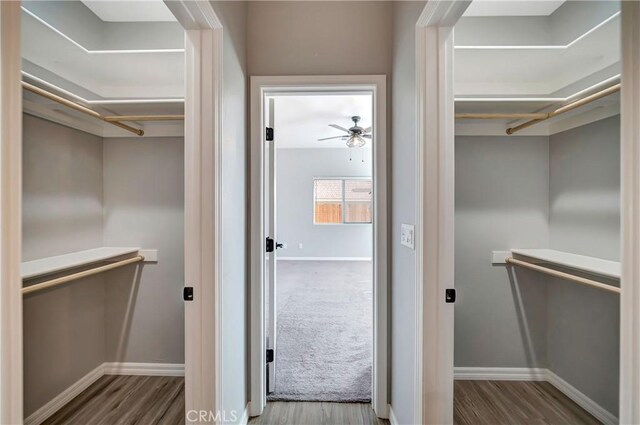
265 98 278 395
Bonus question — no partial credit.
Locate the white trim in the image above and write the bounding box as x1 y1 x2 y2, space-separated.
546 370 618 425
454 367 547 381
24 364 104 425
452 367 617 425
620 2 640 423
250 75 388 418
277 257 372 262
0 2 24 423
21 7 184 54
415 2 469 425
238 404 249 425
176 2 223 424
103 362 185 377
388 405 399 425
455 12 620 50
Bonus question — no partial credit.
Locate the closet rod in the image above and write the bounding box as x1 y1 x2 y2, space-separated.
456 113 549 119
22 255 145 295
506 83 621 135
505 257 620 294
22 81 145 136
104 115 184 122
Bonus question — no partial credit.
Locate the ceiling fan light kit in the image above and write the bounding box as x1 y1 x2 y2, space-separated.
318 115 372 148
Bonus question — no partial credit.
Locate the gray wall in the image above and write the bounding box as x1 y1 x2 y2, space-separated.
212 1 249 422
276 148 372 259
247 1 392 76
390 2 424 424
102 137 185 364
547 116 620 415
22 115 106 417
455 136 550 368
22 116 186 417
455 117 621 417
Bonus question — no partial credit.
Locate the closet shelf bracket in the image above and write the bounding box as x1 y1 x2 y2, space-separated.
505 256 620 294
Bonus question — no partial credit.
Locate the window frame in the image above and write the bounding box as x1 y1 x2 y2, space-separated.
313 176 373 225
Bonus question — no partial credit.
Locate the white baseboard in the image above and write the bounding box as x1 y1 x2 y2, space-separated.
454 367 547 381
26 362 185 425
25 364 104 425
388 404 399 425
454 367 617 425
238 404 249 425
103 362 185 377
545 370 618 425
277 256 372 261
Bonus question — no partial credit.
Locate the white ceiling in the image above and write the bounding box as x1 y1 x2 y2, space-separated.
81 0 176 22
463 0 565 17
272 94 373 149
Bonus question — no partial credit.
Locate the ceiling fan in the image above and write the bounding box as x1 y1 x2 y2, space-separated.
318 116 372 148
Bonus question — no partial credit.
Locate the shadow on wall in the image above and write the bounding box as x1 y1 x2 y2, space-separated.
506 266 548 368
105 264 144 362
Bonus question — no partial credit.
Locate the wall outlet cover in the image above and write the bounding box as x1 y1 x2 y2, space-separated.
401 224 415 249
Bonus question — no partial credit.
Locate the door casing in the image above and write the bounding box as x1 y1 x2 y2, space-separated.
249 75 388 418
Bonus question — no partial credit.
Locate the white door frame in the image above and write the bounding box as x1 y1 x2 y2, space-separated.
164 2 223 423
0 2 23 423
249 75 388 418
414 2 469 424
619 1 640 423
417 1 640 424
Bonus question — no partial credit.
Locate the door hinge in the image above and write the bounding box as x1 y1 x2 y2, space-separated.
183 287 194 301
266 349 274 363
266 237 274 253
266 127 274 142
445 288 456 303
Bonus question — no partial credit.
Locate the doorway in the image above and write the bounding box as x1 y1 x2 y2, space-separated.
250 76 388 418
266 94 374 403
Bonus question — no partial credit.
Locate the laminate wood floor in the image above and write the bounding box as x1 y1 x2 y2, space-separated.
454 380 602 425
39 377 602 425
42 375 184 425
248 402 387 425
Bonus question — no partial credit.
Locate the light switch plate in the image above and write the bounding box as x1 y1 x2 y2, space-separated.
401 224 415 249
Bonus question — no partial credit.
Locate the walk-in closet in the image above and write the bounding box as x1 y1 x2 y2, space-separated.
454 1 621 424
20 2 186 423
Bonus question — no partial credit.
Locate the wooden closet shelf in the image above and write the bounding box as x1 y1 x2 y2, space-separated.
510 249 620 280
21 247 141 280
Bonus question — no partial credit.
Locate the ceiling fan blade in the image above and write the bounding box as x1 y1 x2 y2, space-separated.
363 127 372 133
329 124 350 132
362 134 372 139
318 135 348 141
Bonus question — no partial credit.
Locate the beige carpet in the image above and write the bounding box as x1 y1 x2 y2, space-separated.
267 260 372 402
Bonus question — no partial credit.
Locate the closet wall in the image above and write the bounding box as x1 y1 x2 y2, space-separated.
22 114 106 416
547 115 620 415
22 115 185 417
103 137 184 363
455 135 550 368
455 115 621 417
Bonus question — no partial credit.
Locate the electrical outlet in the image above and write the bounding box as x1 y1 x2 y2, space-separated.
298 243 303 249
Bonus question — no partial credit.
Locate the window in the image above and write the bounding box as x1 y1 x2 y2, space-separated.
314 178 372 224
